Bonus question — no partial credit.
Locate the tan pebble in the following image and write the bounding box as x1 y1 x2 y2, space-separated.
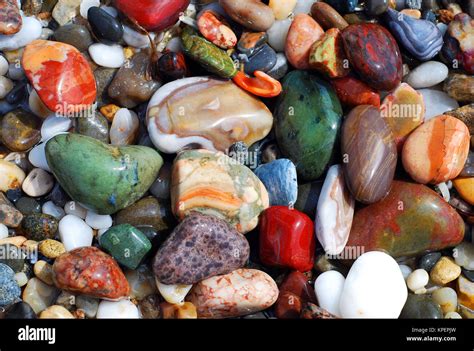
0 236 27 247
39 305 75 319
15 272 28 287
430 257 462 285
38 239 66 259
34 260 54 285
100 104 121 122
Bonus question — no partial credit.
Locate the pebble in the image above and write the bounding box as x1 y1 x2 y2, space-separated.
0 76 13 98
22 213 58 241
88 6 123 44
418 252 442 272
96 299 140 319
125 265 157 300
109 108 139 145
53 24 93 52
52 0 81 25
444 73 474 102
0 109 41 152
0 55 8 76
84 210 112 230
22 168 54 197
0 223 8 239
28 90 53 120
457 275 474 310
64 201 87 219
0 159 25 192
40 116 72 142
39 305 74 318
267 18 292 53
267 52 288 79
314 271 345 317
34 260 54 285
0 263 21 306
405 61 449 88
38 239 66 259
4 301 36 319
14 272 28 287
75 112 109 143
88 43 125 68
0 244 26 272
254 159 297 206
430 257 462 285
400 294 443 319
15 197 41 215
58 214 93 251
339 251 408 318
406 269 429 293
42 201 65 220
22 277 58 314
122 25 153 48
75 295 99 318
80 0 100 18
219 0 274 31
445 311 463 319
28 142 51 172
453 242 474 270
417 89 459 120
432 287 458 314
0 16 42 51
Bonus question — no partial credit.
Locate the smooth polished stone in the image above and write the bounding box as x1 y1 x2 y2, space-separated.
0 0 22 35
402 115 470 184
147 77 273 154
75 112 109 143
22 277 58 314
339 251 408 318
342 23 402 90
405 61 449 88
418 252 442 272
315 165 354 256
417 89 459 120
22 40 97 115
432 287 458 314
365 0 389 15
109 108 139 146
444 74 474 102
0 109 41 152
171 149 269 234
38 239 65 259
454 242 474 270
100 224 151 270
346 181 465 258
442 13 474 74
453 177 474 205
446 104 474 136
155 280 192 305
254 159 297 207
198 10 237 50
384 8 443 61
115 0 190 31
219 0 275 31
0 159 25 192
274 71 342 181
400 294 443 318
88 6 123 44
381 83 425 150
0 263 20 306
331 76 380 108
269 0 297 20
237 31 267 56
267 18 292 53
259 206 315 272
325 0 358 13
88 43 125 68
40 115 72 142
406 269 429 293
52 246 130 300
311 2 349 30
244 44 277 75
53 24 93 52
125 265 157 301
153 212 249 285
22 213 58 241
0 193 23 227
96 299 139 318
0 16 41 51
58 214 93 251
457 275 474 310
157 51 188 82
4 301 36 319
45 134 163 215
285 14 324 70
309 28 350 78
430 256 461 285
186 268 278 318
0 244 25 272
342 105 397 204
22 168 54 198
314 270 345 317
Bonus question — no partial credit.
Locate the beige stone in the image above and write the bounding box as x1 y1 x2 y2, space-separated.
39 305 75 319
430 257 462 285
34 260 54 285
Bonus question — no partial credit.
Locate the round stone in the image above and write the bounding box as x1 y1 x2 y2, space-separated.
88 43 125 68
88 6 124 44
406 269 429 293
418 252 442 272
53 24 93 52
21 213 58 241
15 197 41 215
0 109 41 152
39 305 74 319
405 61 449 89
314 270 345 317
22 168 54 197
0 244 26 273
38 239 66 259
58 215 93 251
432 287 458 314
84 210 112 230
453 242 474 270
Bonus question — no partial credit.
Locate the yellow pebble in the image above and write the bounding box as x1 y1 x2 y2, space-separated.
430 257 461 285
39 239 66 259
100 104 121 122
453 177 474 206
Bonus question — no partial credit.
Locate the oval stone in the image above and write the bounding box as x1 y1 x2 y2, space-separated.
147 77 273 154
402 115 470 184
186 268 278 318
22 40 97 115
0 109 41 152
274 71 343 181
342 23 402 91
345 181 465 258
341 105 397 204
45 134 163 215
21 213 58 241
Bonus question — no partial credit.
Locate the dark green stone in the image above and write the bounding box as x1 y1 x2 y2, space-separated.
53 24 93 52
75 112 109 143
0 244 26 273
21 213 58 241
274 71 342 181
99 224 152 269
400 294 443 319
45 134 163 215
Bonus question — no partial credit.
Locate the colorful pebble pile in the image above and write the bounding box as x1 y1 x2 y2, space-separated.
0 0 473 320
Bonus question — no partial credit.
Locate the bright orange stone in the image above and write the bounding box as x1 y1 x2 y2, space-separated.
453 177 474 205
22 40 97 115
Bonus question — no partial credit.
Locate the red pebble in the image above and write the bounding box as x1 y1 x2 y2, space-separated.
331 76 380 108
275 271 317 319
259 206 315 272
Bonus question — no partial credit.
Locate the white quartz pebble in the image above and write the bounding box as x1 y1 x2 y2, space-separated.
417 89 459 120
267 18 292 52
42 201 65 220
29 89 53 119
155 278 192 304
59 215 93 251
110 108 139 145
0 16 42 51
80 0 100 18
399 264 413 280
406 269 429 294
89 43 125 68
41 116 72 141
96 299 140 319
453 242 474 270
28 142 51 172
0 55 8 76
85 210 112 230
64 201 87 219
22 168 54 197
314 270 345 317
339 251 408 318
0 223 8 239
0 76 13 98
432 287 458 314
405 61 449 89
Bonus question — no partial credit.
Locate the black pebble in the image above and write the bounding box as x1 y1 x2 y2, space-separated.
88 7 124 44
6 82 28 105
418 252 442 272
4 302 37 319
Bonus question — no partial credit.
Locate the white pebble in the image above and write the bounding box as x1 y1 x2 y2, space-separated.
29 89 53 119
453 242 474 270
435 182 450 202
339 251 408 318
89 43 125 68
123 25 154 48
417 89 459 121
314 271 345 317
80 0 100 18
0 56 8 76
41 115 72 141
15 272 28 287
399 264 413 280
267 18 292 53
28 142 51 172
406 269 429 293
22 168 54 197
155 278 192 304
110 108 139 145
85 210 112 230
96 299 140 319
0 223 8 239
0 16 42 51
59 214 93 251
64 201 87 219
42 201 65 220
0 76 13 98
432 287 458 314
405 61 449 89
445 311 462 319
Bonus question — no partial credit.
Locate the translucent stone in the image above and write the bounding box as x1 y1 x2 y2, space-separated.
454 242 474 270
432 287 458 314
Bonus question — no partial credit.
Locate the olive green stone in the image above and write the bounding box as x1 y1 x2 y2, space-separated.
45 134 163 215
53 24 93 52
0 244 26 273
274 71 343 181
0 109 41 152
21 213 58 241
99 224 152 270
400 294 443 319
115 196 175 233
75 112 109 143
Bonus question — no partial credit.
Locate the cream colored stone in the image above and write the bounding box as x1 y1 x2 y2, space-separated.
34 260 54 285
430 257 462 285
39 305 75 319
